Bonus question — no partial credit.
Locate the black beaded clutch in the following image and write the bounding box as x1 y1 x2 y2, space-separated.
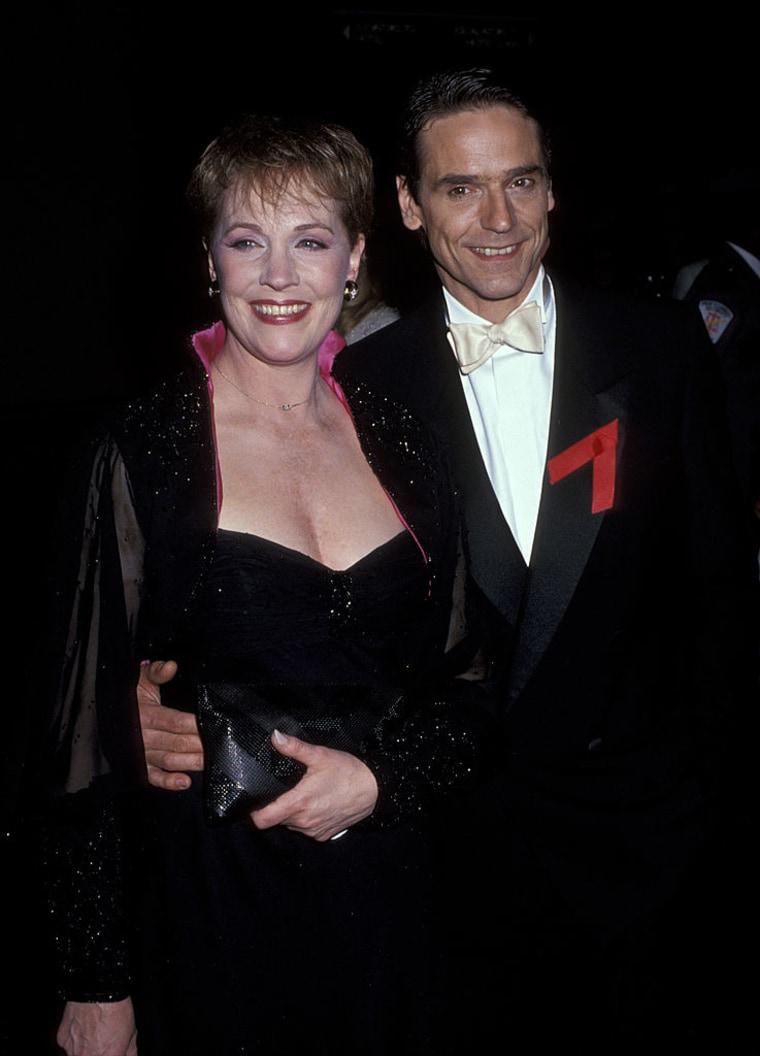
197 682 405 822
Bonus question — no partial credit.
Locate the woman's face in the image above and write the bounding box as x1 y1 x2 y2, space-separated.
207 179 364 366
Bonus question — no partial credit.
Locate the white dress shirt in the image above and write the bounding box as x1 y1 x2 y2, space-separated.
443 267 556 563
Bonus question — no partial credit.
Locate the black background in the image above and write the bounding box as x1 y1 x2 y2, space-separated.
4 7 757 1053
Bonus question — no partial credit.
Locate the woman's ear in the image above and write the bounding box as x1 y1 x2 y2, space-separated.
348 233 366 281
205 240 216 284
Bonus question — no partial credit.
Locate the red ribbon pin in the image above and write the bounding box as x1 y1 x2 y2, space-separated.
547 419 619 513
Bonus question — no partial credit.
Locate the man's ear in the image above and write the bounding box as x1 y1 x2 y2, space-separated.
396 175 424 232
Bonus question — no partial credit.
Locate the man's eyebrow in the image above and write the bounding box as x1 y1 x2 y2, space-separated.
436 174 479 188
507 164 544 179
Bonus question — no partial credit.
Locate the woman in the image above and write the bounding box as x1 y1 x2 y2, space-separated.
43 114 495 1055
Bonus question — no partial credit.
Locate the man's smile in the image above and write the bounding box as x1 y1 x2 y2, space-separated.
470 245 520 257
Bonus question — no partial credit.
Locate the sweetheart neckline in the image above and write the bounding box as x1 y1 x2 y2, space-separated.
215 527 411 574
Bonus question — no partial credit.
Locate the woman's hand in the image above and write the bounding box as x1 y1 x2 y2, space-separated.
57 997 137 1056
251 731 378 841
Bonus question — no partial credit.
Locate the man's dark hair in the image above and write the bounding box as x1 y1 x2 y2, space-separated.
397 68 551 200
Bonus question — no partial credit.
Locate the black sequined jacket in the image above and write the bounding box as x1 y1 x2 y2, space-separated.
42 324 500 1002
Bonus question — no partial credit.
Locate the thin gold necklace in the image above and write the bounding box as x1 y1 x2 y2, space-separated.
213 362 313 411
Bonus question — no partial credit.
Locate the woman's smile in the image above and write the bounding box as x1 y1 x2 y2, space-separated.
249 299 311 324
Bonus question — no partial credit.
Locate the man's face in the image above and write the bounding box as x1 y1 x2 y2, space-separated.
397 106 554 323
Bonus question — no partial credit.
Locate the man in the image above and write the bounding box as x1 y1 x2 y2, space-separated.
672 169 760 559
140 70 758 1051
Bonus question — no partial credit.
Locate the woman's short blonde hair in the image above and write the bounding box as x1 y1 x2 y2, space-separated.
187 114 374 246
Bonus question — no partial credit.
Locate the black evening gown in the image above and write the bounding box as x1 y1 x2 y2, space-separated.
130 527 444 1056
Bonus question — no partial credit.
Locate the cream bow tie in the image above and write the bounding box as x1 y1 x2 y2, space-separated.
447 300 544 374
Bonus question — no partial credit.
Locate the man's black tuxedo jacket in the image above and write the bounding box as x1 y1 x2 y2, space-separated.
334 275 758 941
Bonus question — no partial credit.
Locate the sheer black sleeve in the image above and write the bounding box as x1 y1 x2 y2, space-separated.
41 430 148 1000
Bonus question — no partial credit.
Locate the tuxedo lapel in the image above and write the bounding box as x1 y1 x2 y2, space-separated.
434 342 528 624
507 287 630 701
407 310 528 624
